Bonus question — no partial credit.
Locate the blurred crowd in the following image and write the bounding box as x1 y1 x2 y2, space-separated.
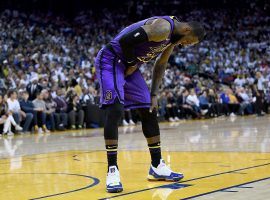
0 1 269 134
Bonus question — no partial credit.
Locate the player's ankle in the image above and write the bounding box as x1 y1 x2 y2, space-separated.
151 159 161 168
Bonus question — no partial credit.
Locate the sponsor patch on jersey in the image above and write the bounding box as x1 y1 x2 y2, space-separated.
105 90 113 100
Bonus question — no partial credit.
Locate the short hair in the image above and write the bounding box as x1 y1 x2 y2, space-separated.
22 91 29 95
188 21 206 42
7 89 16 97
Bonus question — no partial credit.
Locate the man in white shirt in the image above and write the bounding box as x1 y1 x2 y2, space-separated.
186 89 201 114
237 88 252 115
7 90 33 133
234 76 246 87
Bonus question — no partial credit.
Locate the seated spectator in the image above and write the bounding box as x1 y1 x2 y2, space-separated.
199 90 214 117
43 89 67 131
81 86 96 106
234 75 246 87
186 89 201 114
67 94 84 129
20 91 41 133
166 92 180 122
227 89 240 116
0 94 22 135
32 92 50 133
208 89 223 116
220 89 231 116
177 89 199 119
236 88 253 115
68 79 82 98
7 90 33 133
53 89 68 130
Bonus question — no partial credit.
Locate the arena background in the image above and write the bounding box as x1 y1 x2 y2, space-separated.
0 0 270 200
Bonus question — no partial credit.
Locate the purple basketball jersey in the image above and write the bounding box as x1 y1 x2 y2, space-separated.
110 16 175 65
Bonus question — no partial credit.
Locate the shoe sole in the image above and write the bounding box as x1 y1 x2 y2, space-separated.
147 174 184 182
107 188 123 193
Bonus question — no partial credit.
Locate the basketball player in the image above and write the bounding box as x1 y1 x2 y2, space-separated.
95 16 205 193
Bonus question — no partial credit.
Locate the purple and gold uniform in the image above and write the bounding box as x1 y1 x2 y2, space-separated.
95 16 175 109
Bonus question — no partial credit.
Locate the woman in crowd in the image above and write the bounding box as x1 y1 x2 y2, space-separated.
0 94 22 135
166 92 180 122
208 89 223 116
67 94 85 129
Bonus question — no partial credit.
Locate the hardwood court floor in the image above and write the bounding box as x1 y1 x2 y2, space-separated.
0 115 270 200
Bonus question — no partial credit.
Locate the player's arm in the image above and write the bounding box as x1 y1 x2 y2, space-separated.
119 18 171 66
150 44 175 97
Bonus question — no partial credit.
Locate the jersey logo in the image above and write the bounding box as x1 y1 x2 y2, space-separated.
134 32 140 37
105 90 113 100
137 43 170 63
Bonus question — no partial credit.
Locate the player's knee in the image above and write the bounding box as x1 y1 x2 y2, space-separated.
106 102 124 121
137 108 160 137
138 108 157 121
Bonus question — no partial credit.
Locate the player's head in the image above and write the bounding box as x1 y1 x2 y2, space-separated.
174 21 205 47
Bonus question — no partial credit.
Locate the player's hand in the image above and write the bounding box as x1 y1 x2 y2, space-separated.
125 66 137 77
149 95 158 113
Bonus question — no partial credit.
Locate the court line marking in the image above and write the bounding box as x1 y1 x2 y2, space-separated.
98 162 270 199
0 172 100 200
1 150 269 164
182 176 270 199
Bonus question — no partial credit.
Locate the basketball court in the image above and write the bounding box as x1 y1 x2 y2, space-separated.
1 115 270 199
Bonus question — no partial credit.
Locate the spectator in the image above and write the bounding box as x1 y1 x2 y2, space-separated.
53 89 68 130
234 75 246 87
32 92 50 134
68 79 83 98
227 89 240 116
199 90 214 117
236 88 253 115
67 94 85 129
208 89 223 116
123 110 136 126
0 3 268 128
20 91 42 133
0 94 22 135
177 89 199 119
7 90 33 133
166 92 180 122
81 86 96 106
42 89 58 131
186 89 201 115
26 76 43 101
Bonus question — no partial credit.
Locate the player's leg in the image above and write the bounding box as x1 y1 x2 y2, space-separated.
125 70 184 181
95 48 125 193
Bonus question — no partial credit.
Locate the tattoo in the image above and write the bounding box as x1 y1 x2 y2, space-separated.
150 45 174 96
143 19 171 42
151 64 167 96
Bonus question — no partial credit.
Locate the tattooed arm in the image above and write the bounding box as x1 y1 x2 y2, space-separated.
141 18 175 111
150 44 175 112
124 18 171 77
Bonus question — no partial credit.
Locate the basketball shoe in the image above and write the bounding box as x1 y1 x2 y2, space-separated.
106 166 123 193
147 159 184 181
